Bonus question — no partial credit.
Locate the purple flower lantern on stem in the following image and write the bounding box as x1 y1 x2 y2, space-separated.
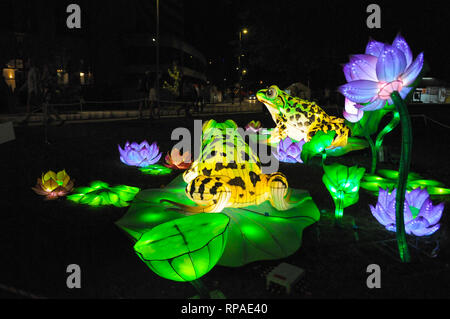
340 34 423 115
275 137 305 163
339 34 424 263
370 188 444 237
118 141 162 167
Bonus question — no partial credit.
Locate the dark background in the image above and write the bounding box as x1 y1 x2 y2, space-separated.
185 0 450 89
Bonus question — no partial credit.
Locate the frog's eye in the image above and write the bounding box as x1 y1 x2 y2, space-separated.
266 88 278 99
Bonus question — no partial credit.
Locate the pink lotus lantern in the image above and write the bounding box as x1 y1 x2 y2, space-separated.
245 120 262 133
164 148 192 170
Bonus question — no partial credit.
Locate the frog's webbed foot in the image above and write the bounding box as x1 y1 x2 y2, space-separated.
267 173 299 211
160 190 231 214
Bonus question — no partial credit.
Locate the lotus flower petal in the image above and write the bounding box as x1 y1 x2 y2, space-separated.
365 38 385 57
343 98 364 122
276 137 304 163
119 140 162 167
43 177 59 192
126 149 143 166
406 188 429 209
33 171 74 199
356 97 386 111
400 52 424 86
43 170 57 182
419 200 444 226
139 140 150 150
118 145 127 158
169 148 180 162
286 144 299 157
182 151 191 163
339 80 380 104
344 54 378 82
376 44 407 83
406 216 430 235
370 188 443 236
370 203 393 227
148 152 162 165
399 87 413 100
130 142 139 149
392 34 413 67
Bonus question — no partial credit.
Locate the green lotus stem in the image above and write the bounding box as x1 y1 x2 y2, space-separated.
391 91 411 263
190 279 210 299
321 151 327 167
335 191 344 221
373 110 400 172
363 133 377 174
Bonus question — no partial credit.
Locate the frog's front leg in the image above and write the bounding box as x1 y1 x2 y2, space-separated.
268 120 288 144
267 172 298 210
161 175 232 214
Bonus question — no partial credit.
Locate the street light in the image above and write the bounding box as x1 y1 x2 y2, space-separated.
238 28 248 104
156 0 160 112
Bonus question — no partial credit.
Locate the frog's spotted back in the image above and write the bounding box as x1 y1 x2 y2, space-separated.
165 119 297 213
257 85 350 148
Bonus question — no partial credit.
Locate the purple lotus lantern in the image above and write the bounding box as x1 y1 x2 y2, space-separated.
118 140 162 167
339 34 424 115
275 137 305 163
370 188 444 236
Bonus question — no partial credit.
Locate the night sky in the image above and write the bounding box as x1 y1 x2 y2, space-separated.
183 0 450 89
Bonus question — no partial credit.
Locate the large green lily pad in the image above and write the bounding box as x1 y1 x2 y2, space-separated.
134 213 230 282
116 174 320 267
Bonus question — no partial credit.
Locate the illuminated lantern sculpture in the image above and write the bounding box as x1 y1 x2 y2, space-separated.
67 181 140 207
339 34 424 262
322 163 365 220
275 137 305 163
118 141 162 167
32 170 74 200
164 148 192 170
301 130 335 164
139 164 172 176
117 120 320 269
134 213 230 282
245 120 262 133
161 119 298 213
339 34 423 112
370 188 444 236
361 169 450 197
343 98 364 123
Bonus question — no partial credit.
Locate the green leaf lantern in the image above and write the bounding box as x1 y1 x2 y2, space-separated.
67 181 140 207
139 164 172 176
322 163 366 220
134 213 230 282
361 169 450 198
301 130 336 164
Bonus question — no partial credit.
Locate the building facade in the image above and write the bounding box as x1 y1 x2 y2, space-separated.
0 0 206 109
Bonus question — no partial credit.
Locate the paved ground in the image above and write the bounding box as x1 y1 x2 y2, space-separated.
0 109 449 299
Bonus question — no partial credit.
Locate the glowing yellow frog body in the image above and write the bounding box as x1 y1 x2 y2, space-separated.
257 85 350 148
162 120 296 213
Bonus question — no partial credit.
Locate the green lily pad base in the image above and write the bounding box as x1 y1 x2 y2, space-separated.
248 131 368 157
116 174 320 267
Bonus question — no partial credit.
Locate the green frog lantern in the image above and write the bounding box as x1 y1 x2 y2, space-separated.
257 85 350 149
